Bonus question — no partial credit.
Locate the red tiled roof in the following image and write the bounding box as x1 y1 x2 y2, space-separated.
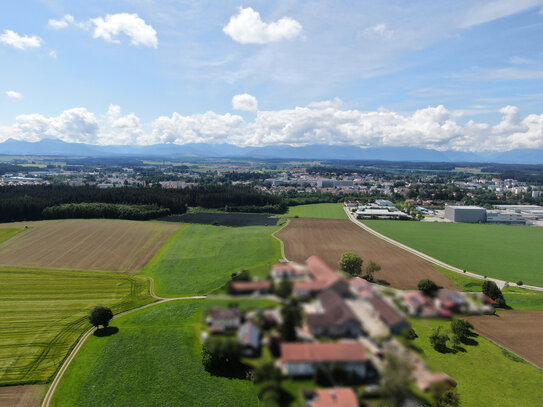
306 256 344 288
230 281 271 292
308 388 359 407
350 277 371 291
280 342 367 363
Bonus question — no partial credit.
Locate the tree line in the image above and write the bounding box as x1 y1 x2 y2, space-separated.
42 203 170 220
0 184 282 222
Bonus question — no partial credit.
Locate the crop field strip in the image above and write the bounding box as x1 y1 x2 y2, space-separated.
284 203 348 220
0 220 180 272
362 220 543 286
0 384 46 407
142 223 282 297
0 268 154 385
49 299 275 407
276 218 456 289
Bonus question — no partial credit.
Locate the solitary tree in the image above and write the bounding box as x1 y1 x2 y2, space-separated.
450 319 474 343
89 306 113 329
275 278 293 299
381 354 413 407
418 279 441 297
482 280 506 307
340 252 363 276
429 326 449 352
279 300 302 341
364 260 381 281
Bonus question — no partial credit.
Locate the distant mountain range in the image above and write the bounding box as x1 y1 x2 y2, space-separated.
0 138 542 164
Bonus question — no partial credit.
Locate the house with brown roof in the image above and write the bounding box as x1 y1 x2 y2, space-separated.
306 289 362 338
303 388 359 407
278 342 368 377
229 281 271 295
271 263 307 280
368 295 410 334
206 307 242 332
294 256 350 298
402 291 437 317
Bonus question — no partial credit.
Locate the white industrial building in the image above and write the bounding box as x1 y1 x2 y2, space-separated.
444 206 486 223
486 211 526 225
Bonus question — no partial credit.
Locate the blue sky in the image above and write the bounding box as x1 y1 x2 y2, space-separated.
1 0 543 151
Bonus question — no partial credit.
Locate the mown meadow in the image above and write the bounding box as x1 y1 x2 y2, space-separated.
50 299 275 407
363 220 543 286
284 203 348 220
142 224 282 297
410 318 543 407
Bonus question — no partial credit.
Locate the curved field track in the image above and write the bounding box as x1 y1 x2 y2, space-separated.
465 310 543 369
277 218 456 290
0 219 180 272
0 385 45 407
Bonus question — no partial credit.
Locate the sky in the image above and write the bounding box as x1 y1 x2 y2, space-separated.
1 0 543 151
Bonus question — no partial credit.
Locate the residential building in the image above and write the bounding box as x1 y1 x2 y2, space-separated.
303 388 359 407
278 342 368 377
367 295 410 334
206 307 242 332
306 290 362 338
238 321 260 356
229 281 271 295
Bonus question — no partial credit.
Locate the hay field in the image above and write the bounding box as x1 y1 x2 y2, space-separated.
0 220 180 272
465 311 543 369
277 218 456 289
0 268 153 385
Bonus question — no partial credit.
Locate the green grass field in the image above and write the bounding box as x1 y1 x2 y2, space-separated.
0 227 24 244
435 266 543 310
363 220 543 286
50 299 275 407
0 268 154 385
410 318 543 407
142 224 281 297
285 203 348 219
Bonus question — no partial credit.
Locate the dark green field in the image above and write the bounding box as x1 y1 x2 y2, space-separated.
285 203 348 220
142 224 281 297
363 220 543 286
50 299 275 407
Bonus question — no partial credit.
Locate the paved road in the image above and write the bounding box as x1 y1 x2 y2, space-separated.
344 207 543 292
40 291 206 407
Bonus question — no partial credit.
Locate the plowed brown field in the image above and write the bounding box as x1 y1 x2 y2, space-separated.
0 385 45 407
277 218 456 289
0 219 180 272
465 310 543 369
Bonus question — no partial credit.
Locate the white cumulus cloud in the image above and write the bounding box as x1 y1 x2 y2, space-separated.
364 23 395 39
0 29 43 50
91 13 158 48
47 14 75 29
223 7 302 44
232 94 258 111
6 90 23 99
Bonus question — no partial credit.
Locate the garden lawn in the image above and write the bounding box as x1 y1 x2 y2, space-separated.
435 265 543 310
50 299 275 407
142 224 281 297
363 220 543 286
0 268 153 385
410 318 543 407
285 203 348 220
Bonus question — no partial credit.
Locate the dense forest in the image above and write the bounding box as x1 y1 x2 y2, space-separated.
43 203 170 220
0 184 282 222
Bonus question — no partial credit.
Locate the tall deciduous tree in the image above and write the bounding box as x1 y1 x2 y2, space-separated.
381 354 413 407
89 306 113 329
340 252 363 276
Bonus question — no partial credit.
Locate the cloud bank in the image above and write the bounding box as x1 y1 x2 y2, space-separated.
1 101 542 152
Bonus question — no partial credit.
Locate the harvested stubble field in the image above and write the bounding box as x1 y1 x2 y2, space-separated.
277 218 456 289
0 268 153 385
465 310 543 369
0 385 46 407
0 219 180 272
